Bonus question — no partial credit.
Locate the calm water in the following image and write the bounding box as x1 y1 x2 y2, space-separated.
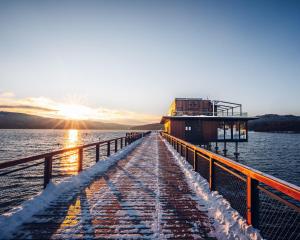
0 129 127 161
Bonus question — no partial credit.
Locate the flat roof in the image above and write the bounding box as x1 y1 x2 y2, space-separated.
174 98 204 100
160 115 258 124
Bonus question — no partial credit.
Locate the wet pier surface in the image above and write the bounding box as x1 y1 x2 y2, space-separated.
11 134 216 239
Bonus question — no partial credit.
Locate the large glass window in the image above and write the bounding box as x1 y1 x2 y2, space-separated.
225 123 231 139
217 121 224 140
240 122 247 139
233 122 239 139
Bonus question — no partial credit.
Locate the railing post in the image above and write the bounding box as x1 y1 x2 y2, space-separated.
186 146 189 162
96 144 100 162
107 141 111 157
247 176 259 228
115 139 118 153
180 144 183 156
78 148 83 172
193 150 198 171
44 156 52 189
209 157 215 191
121 138 123 149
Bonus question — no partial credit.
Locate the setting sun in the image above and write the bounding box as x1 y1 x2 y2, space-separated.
57 104 92 120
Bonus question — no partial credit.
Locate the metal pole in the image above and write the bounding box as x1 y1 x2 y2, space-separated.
44 156 52 189
96 144 100 162
193 150 198 171
247 177 259 228
209 157 215 191
78 148 83 172
107 141 110 157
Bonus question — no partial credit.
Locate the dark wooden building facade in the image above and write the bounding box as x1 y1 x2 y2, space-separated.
161 98 256 145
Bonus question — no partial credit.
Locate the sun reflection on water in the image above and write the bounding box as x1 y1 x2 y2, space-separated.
61 129 80 174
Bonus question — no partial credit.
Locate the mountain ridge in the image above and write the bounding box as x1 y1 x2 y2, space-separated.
1 112 300 132
0 111 130 130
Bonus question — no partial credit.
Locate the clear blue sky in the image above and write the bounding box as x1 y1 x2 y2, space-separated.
0 0 299 123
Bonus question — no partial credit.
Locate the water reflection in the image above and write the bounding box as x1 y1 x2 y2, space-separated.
61 129 80 174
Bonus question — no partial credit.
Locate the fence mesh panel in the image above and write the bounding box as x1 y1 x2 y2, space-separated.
214 163 247 218
195 153 210 182
186 148 194 166
258 184 300 240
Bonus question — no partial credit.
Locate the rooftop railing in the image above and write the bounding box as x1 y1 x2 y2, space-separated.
162 132 300 240
0 131 151 214
170 110 248 117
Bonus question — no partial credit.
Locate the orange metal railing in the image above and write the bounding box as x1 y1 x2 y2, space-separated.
162 132 300 240
0 131 151 214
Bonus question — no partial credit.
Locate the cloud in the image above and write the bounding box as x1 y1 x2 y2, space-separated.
0 94 160 125
0 91 15 98
0 105 56 112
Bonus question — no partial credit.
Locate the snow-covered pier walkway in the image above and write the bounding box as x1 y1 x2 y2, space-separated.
9 133 219 239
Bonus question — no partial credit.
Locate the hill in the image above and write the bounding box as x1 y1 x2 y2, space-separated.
0 112 130 130
248 114 300 133
130 123 163 130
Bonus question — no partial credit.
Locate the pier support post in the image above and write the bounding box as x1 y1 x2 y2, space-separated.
207 143 212 151
180 144 183 156
107 141 111 157
223 142 227 156
96 144 100 162
44 156 52 189
215 142 219 153
234 142 240 160
247 177 259 228
78 148 83 172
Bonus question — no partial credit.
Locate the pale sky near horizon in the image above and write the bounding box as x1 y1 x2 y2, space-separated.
0 0 299 124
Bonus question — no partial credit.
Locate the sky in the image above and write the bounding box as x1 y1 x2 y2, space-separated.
0 0 299 124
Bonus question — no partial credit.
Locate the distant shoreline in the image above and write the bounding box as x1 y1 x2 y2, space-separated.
1 111 300 132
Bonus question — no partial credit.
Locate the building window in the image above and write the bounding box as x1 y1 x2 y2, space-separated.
185 126 192 131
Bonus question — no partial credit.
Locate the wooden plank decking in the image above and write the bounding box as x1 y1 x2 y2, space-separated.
11 134 216 240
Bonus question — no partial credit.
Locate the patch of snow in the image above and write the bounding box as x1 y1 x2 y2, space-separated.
161 135 263 240
0 138 144 239
152 135 164 239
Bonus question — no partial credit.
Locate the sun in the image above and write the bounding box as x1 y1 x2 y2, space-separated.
57 104 91 120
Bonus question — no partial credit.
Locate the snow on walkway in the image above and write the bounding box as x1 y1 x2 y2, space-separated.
6 133 223 239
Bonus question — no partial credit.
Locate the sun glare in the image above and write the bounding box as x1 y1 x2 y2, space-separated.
57 104 91 120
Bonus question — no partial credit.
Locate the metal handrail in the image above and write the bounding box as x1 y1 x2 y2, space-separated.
161 132 300 228
0 131 151 189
